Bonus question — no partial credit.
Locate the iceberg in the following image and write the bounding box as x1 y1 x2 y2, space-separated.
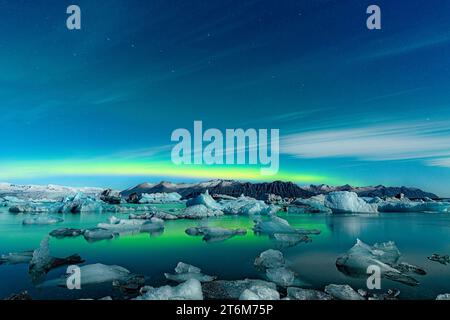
97 216 146 233
139 218 165 235
129 211 178 221
0 251 34 265
23 215 63 225
254 249 285 270
266 267 296 287
428 254 450 265
253 216 320 236
220 195 279 215
99 189 122 204
436 294 450 300
336 239 423 286
29 237 84 284
324 284 365 300
286 287 332 300
60 192 104 213
136 278 203 300
239 285 280 300
83 228 116 242
185 226 246 242
377 197 450 213
164 262 217 283
324 192 378 213
139 192 182 204
179 204 224 219
272 233 312 248
186 190 222 210
202 279 277 300
289 195 332 214
49 228 85 238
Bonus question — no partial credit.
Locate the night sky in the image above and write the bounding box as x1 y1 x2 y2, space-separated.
2 0 450 195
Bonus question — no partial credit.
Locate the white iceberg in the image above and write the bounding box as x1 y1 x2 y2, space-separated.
239 285 280 300
336 239 422 286
136 278 203 300
286 287 332 300
324 191 378 213
324 284 365 300
220 195 279 215
60 192 104 213
266 267 295 287
180 204 224 219
164 262 217 283
139 192 182 204
186 190 222 210
254 249 285 270
185 226 246 242
202 279 277 300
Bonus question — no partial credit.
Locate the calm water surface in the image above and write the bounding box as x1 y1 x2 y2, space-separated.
1 205 449 300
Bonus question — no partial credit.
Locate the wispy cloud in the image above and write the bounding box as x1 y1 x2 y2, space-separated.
281 121 450 162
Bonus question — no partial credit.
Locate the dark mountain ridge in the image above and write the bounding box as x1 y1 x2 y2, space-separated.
121 180 438 200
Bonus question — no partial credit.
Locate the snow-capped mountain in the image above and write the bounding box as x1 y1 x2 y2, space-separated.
0 183 104 201
121 180 439 200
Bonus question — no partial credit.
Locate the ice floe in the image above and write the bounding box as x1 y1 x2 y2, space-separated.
202 279 277 300
324 192 378 213
324 284 365 300
185 226 246 242
164 262 217 283
239 285 280 300
135 278 203 300
336 239 424 286
139 192 182 204
23 215 63 225
286 287 332 300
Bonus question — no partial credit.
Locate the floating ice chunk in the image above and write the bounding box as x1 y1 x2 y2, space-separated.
29 237 84 284
180 204 224 219
129 211 178 220
186 190 222 210
266 267 295 287
139 192 182 204
175 262 202 274
239 285 280 300
140 218 165 235
9 204 51 214
49 228 84 238
272 233 312 248
23 215 63 225
78 264 130 286
336 239 422 286
287 287 332 300
220 195 279 215
253 216 320 235
60 192 104 213
254 249 285 270
136 278 203 300
83 228 116 242
202 279 277 300
428 254 450 265
324 192 378 213
0 251 33 265
290 195 332 214
324 284 365 300
185 226 246 242
164 262 216 283
378 198 450 213
97 216 146 233
436 294 450 300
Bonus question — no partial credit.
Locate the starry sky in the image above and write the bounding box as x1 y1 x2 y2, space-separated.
2 0 450 195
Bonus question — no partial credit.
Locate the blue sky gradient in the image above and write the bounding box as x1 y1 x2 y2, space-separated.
2 0 450 195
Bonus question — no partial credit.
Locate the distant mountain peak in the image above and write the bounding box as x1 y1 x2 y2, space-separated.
120 180 439 200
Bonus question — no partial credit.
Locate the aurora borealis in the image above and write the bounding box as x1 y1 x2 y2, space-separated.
2 0 450 195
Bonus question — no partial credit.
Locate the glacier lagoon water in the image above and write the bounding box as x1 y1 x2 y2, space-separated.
1 205 450 300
